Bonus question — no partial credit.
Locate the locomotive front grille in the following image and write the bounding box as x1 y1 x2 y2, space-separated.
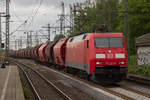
95 66 127 74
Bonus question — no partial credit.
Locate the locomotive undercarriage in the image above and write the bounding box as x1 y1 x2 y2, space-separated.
64 66 128 83
65 67 89 80
91 66 128 83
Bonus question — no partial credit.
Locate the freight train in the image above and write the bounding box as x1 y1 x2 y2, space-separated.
10 33 128 83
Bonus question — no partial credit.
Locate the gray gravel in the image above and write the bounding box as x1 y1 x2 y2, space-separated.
22 65 64 100
109 87 150 100
120 81 150 96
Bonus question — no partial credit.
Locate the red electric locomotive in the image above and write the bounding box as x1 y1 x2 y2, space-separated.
65 33 128 82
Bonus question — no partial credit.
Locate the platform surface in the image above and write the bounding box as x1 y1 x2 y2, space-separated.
0 65 25 100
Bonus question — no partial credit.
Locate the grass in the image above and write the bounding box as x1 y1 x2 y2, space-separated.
128 55 150 77
23 87 32 99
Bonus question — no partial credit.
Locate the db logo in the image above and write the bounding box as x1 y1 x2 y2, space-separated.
107 54 113 58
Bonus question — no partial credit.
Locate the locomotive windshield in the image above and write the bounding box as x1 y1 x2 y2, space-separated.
94 37 123 48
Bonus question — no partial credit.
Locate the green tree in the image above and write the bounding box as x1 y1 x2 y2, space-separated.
54 34 65 41
117 0 150 55
95 0 119 32
73 0 119 34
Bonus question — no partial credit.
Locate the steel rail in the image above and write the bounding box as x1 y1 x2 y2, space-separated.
10 58 134 100
43 65 135 100
15 62 42 100
127 74 150 86
15 61 72 100
119 85 150 98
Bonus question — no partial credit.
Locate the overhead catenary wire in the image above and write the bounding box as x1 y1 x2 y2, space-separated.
9 21 27 36
10 0 23 21
25 0 44 30
9 0 86 48
8 0 44 36
8 0 43 33
24 0 42 22
8 0 28 36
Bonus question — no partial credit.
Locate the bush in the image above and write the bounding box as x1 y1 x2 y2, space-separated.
129 55 137 65
129 55 150 77
23 87 32 99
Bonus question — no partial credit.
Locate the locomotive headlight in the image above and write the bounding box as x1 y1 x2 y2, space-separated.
96 62 100 64
96 54 106 58
115 54 125 58
96 61 102 65
119 61 125 64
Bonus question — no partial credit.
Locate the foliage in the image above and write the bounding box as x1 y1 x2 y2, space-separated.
129 55 150 77
53 34 65 41
117 0 150 55
129 55 137 65
73 0 119 34
129 65 150 77
23 87 32 99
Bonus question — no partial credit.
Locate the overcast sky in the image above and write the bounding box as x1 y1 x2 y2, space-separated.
0 0 88 49
10 0 87 32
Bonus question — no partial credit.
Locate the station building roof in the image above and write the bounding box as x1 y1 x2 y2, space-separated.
136 33 150 46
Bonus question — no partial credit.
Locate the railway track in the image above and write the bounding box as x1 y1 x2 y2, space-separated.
43 66 150 100
11 58 150 100
107 84 150 100
127 74 150 86
14 61 72 100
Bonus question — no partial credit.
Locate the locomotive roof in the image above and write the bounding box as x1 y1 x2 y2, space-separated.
70 33 123 37
71 33 123 37
136 33 150 46
91 33 123 36
68 33 124 43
